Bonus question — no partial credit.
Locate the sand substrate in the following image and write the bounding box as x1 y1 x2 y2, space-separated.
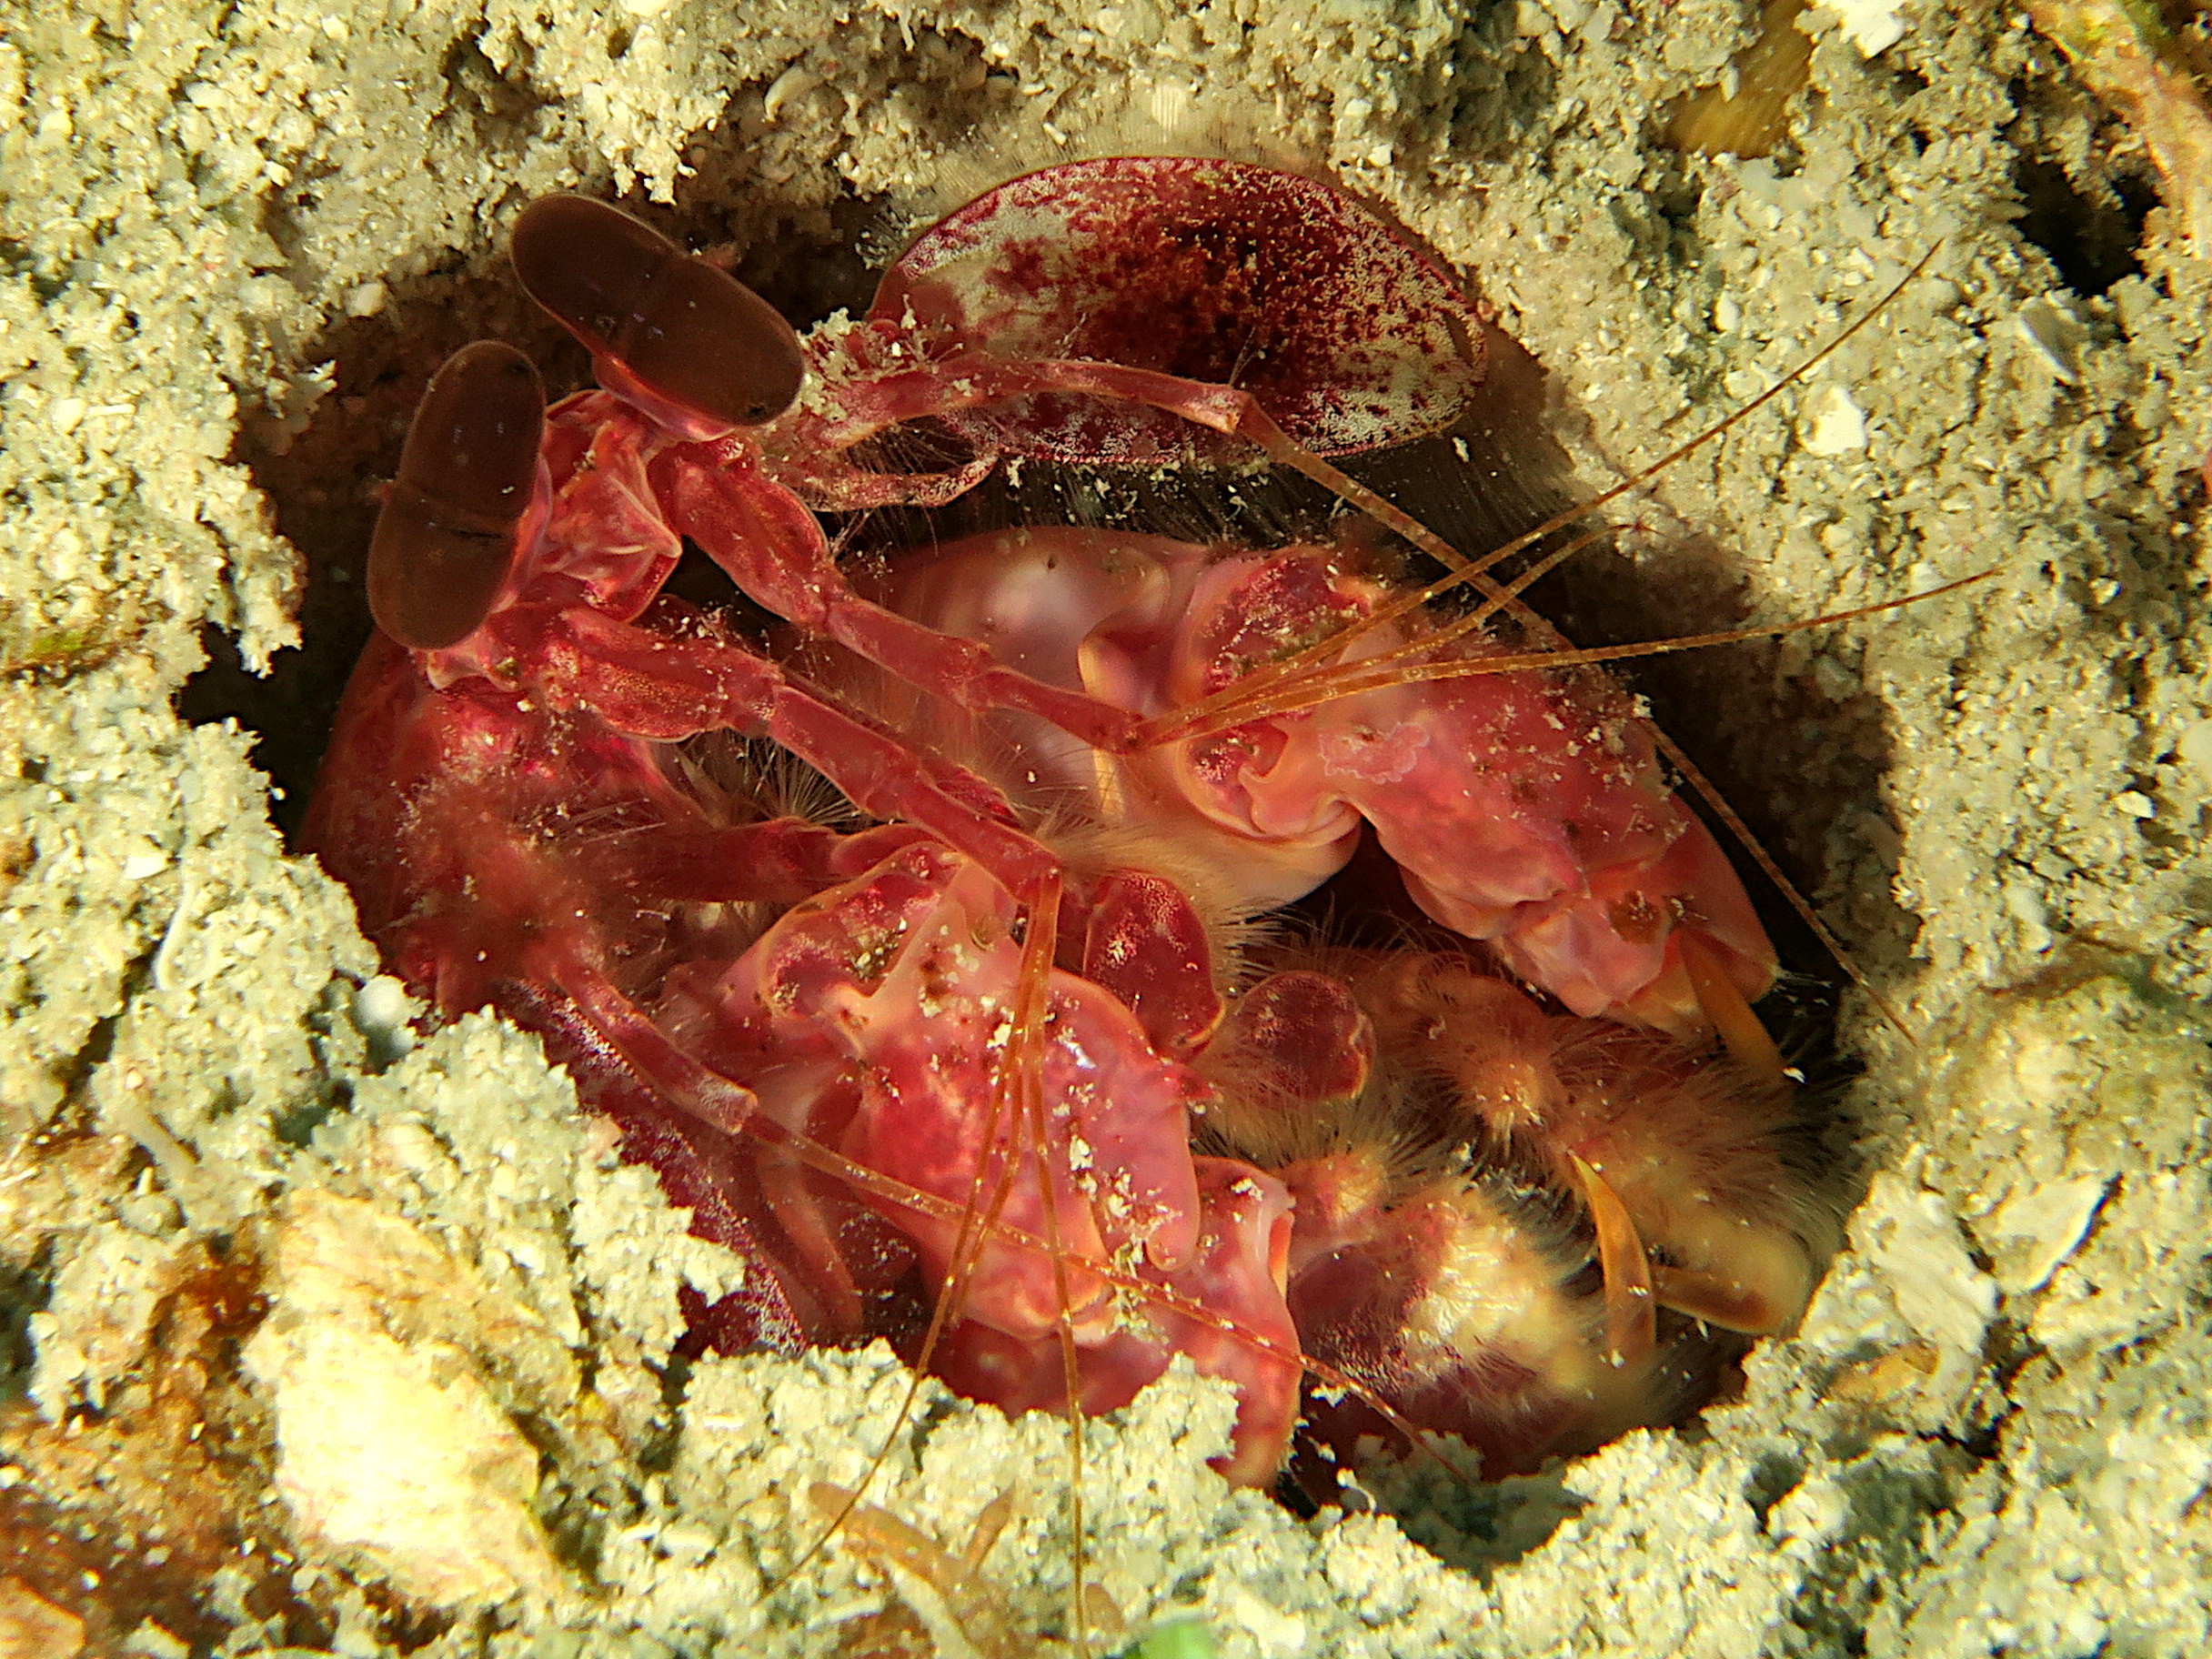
2 0 2209 1654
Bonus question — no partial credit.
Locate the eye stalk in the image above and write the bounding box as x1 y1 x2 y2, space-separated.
511 195 806 437
367 339 546 652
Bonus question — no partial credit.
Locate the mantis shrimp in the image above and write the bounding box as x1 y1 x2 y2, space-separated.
305 153 1960 1647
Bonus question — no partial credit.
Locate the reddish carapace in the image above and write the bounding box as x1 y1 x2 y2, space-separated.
306 156 1855 1585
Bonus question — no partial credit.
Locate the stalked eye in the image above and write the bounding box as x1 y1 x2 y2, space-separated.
367 340 545 652
510 196 806 435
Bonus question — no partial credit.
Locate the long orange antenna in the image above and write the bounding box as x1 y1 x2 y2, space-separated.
1232 245 1946 618
1004 871 1099 1659
1138 571 1995 740
1135 521 1615 747
767 876 1065 1602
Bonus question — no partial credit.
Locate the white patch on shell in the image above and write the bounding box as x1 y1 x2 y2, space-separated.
1317 719 1428 783
1853 1173 1997 1359
1979 1175 2110 1296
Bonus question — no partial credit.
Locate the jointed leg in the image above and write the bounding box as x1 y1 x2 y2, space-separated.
489 600 1064 911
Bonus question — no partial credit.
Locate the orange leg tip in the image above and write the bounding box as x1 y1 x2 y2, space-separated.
1653 1265 1780 1335
1571 1154 1656 1367
1676 932 1786 1087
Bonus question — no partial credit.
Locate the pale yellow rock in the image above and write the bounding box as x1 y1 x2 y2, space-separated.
0 1577 83 1659
6 0 2212 1652
242 1189 567 1610
1853 1171 1998 1359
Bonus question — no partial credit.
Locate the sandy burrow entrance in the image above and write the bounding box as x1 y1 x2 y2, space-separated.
1 1 2208 1654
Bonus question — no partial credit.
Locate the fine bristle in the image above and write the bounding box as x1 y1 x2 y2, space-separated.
675 730 866 830
1547 1022 1844 1257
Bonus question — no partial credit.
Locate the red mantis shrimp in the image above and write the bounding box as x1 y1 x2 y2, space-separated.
304 154 1966 1646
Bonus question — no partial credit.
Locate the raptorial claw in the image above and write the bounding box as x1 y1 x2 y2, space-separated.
843 527 1779 1038
1650 1261 1814 1337
1676 931 1786 1084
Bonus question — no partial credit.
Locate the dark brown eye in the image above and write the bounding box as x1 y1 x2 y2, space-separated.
367 339 545 651
511 195 806 435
